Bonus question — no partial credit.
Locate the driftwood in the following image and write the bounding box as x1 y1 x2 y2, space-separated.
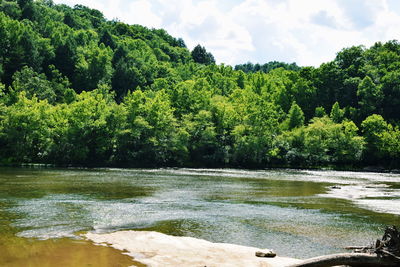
288 253 399 267
288 226 400 267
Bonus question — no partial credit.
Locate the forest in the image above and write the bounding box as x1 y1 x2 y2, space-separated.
1 0 400 169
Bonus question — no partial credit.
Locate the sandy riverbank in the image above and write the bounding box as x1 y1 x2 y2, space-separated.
84 230 301 267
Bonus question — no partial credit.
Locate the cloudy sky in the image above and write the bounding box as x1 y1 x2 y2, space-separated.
53 0 400 67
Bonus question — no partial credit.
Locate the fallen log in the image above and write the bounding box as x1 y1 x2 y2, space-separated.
288 226 400 267
287 253 400 267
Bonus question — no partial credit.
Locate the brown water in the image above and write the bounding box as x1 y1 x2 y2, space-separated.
0 167 399 265
0 234 139 267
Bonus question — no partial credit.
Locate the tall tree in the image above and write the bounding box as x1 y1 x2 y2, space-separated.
191 44 215 65
286 101 305 130
357 76 383 119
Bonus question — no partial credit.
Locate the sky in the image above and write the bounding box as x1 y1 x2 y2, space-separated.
52 0 400 67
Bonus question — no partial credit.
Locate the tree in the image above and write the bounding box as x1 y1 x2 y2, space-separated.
170 79 211 117
303 117 364 164
0 1 22 19
20 0 37 20
235 61 300 73
357 76 383 119
11 66 57 103
17 0 32 9
314 106 326 117
361 114 389 161
330 102 344 123
99 29 116 49
49 88 120 165
286 101 305 130
0 92 54 163
191 44 215 65
111 39 158 100
313 62 345 110
0 13 53 85
230 88 280 166
335 45 365 77
236 70 245 89
380 70 400 120
116 90 187 166
53 35 77 82
182 110 219 166
74 43 113 92
291 77 317 119
379 126 400 163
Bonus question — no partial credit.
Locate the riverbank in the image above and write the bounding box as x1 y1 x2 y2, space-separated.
85 230 301 267
2 163 400 175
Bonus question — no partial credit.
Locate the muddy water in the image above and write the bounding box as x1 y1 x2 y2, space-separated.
0 234 139 267
0 167 399 265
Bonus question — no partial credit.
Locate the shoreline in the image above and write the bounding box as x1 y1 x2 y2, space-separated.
84 230 302 267
1 164 399 175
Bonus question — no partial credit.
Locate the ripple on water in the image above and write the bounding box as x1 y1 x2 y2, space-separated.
2 168 400 258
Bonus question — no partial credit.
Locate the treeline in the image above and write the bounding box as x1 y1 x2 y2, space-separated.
234 61 300 73
0 0 400 168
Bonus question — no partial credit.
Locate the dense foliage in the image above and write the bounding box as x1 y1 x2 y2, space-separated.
235 61 300 73
1 0 400 169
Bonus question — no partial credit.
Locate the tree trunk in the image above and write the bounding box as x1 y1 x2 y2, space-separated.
288 253 400 267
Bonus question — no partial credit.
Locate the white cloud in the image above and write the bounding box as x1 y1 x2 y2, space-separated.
53 0 400 67
127 0 162 28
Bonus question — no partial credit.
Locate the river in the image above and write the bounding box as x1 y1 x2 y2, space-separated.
0 167 399 265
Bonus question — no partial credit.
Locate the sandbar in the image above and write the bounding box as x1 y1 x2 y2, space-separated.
85 230 301 267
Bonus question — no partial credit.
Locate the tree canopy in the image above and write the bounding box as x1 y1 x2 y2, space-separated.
1 1 400 169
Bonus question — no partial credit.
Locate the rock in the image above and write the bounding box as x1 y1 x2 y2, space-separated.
330 185 341 189
255 250 276 258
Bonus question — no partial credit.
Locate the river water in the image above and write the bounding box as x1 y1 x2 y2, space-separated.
0 167 399 264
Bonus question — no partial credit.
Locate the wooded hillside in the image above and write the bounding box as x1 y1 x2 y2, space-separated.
1 0 400 168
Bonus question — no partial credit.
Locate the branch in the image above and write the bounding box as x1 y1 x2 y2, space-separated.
287 253 400 267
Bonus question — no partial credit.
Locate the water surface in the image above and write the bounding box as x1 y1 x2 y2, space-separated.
0 167 399 264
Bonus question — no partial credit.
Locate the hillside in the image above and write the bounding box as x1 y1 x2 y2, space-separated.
1 0 400 168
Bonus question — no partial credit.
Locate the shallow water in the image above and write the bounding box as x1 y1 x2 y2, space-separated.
0 167 399 263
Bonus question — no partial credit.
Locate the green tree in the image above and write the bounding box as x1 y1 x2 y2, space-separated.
169 79 211 117
361 114 389 161
116 90 187 166
49 88 120 165
314 106 326 117
182 110 219 166
0 1 22 19
303 117 364 164
191 44 215 65
330 102 344 123
0 13 54 85
230 88 280 166
11 66 56 103
74 43 113 92
380 70 400 120
111 39 158 100
0 92 53 163
379 126 400 165
357 76 383 118
286 101 305 130
53 34 77 82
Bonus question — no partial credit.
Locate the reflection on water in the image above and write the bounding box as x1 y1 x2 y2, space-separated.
0 167 400 261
